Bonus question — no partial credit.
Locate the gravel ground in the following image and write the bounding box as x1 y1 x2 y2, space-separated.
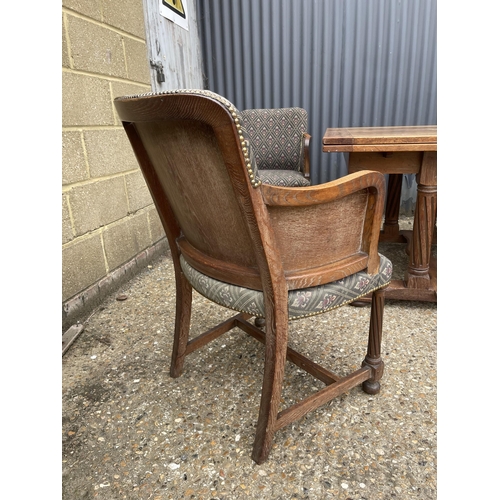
62 220 437 500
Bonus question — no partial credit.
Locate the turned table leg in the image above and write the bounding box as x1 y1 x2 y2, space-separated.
380 173 404 242
405 152 437 289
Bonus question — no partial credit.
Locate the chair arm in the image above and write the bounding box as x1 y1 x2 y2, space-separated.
260 171 386 281
302 133 311 179
261 170 385 207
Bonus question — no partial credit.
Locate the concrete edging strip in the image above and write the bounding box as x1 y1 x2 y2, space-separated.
62 238 169 333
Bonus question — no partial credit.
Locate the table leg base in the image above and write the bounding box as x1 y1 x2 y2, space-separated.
379 231 407 244
384 279 437 302
351 257 437 303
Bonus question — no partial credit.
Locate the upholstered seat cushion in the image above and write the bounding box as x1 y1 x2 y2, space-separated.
258 169 311 187
180 255 392 320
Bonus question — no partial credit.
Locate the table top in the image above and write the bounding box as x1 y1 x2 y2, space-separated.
323 125 437 152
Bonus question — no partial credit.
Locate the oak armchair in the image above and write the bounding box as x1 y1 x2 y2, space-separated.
114 89 393 464
241 107 311 187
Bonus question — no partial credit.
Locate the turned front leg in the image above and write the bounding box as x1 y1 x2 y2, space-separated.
362 288 385 395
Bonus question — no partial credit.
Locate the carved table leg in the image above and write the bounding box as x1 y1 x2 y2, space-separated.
405 152 437 289
380 173 405 242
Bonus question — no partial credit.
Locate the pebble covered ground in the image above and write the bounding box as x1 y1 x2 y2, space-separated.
62 221 437 500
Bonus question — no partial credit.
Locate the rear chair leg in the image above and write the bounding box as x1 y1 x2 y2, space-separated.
362 288 385 395
170 271 192 378
251 313 289 464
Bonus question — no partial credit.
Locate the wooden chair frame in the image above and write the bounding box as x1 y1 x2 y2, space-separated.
114 90 388 464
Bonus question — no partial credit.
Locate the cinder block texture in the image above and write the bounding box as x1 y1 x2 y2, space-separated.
111 81 150 101
63 72 114 127
123 38 150 84
63 0 102 21
67 16 127 78
125 171 153 213
62 195 74 244
101 0 146 37
62 131 89 185
62 15 70 68
103 212 151 271
84 129 138 177
69 177 129 236
62 0 164 312
147 207 166 243
63 234 107 301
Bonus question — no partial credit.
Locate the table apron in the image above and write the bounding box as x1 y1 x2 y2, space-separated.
347 151 424 175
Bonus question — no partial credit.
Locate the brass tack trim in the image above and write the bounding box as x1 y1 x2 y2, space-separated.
181 255 391 321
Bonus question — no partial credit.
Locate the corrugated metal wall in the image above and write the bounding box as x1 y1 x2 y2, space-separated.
196 0 437 213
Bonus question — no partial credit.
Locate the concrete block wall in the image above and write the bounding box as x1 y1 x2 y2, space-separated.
62 0 166 322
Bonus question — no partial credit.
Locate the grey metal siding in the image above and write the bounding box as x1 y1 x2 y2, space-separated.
196 0 437 213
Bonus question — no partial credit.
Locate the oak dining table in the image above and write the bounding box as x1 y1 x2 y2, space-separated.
322 125 437 302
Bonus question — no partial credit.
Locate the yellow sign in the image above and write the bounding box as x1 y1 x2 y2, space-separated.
162 0 185 19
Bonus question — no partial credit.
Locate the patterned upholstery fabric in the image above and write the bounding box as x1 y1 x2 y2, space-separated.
258 169 311 187
180 255 393 320
241 108 310 187
241 108 308 173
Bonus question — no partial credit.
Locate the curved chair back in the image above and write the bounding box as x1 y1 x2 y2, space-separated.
115 90 270 290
